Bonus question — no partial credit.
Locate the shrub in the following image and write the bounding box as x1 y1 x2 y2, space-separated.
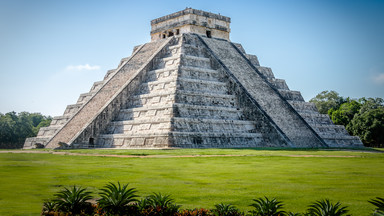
42 200 57 215
177 208 213 216
306 199 349 216
212 203 243 216
139 192 181 216
98 182 138 215
53 185 93 215
249 196 285 216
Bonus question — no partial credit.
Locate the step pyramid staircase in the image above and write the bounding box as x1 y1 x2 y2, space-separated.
24 33 362 149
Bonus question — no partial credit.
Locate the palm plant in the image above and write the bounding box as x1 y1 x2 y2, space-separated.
98 182 138 215
369 197 384 216
306 199 349 216
137 197 152 211
249 196 286 216
147 192 175 208
53 185 93 214
212 203 243 216
42 199 57 214
145 192 181 215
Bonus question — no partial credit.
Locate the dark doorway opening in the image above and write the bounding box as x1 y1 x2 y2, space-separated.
168 31 174 37
89 137 94 148
206 30 212 38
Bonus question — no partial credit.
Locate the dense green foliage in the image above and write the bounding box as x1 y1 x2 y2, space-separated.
42 184 378 216
0 111 51 148
310 91 384 147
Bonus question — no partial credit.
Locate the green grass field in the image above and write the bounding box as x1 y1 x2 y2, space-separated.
0 148 383 215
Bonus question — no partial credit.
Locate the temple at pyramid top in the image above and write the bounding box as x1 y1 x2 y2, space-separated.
150 8 231 41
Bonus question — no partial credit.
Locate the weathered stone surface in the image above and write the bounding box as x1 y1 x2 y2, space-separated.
24 8 362 149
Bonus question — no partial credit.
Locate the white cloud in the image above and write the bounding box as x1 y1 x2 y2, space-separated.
66 64 101 71
372 73 384 84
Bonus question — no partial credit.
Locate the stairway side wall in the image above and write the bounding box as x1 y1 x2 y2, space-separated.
199 35 327 147
46 38 172 148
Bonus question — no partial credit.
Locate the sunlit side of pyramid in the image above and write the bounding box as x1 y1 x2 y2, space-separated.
24 8 363 149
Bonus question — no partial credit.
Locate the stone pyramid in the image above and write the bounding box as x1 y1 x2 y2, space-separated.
24 8 363 149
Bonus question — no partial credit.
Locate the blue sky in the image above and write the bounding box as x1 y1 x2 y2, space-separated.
1 0 383 116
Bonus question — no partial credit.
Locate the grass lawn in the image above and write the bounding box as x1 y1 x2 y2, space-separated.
0 148 383 215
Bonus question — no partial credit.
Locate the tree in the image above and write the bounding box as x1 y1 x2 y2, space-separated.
347 107 384 147
328 99 361 127
309 90 345 114
0 111 52 148
310 91 384 147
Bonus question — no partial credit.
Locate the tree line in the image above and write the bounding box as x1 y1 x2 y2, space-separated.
0 112 51 148
310 90 384 147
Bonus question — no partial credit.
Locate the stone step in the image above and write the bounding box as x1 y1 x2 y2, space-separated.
245 54 260 66
77 92 93 104
117 102 243 121
299 113 333 125
50 116 71 126
118 57 130 68
278 89 304 101
323 136 363 147
179 66 222 81
63 103 83 116
269 79 289 90
146 65 222 83
172 117 256 133
106 117 256 135
90 81 104 93
177 77 228 94
311 124 350 136
288 100 319 114
146 67 179 82
175 90 238 107
255 66 275 79
171 131 264 148
104 69 116 80
24 137 50 149
153 54 181 69
174 103 243 120
117 104 173 121
97 133 171 148
138 77 177 94
106 118 171 134
128 91 175 107
96 131 264 149
181 44 209 58
128 90 237 108
180 54 211 68
37 125 61 137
